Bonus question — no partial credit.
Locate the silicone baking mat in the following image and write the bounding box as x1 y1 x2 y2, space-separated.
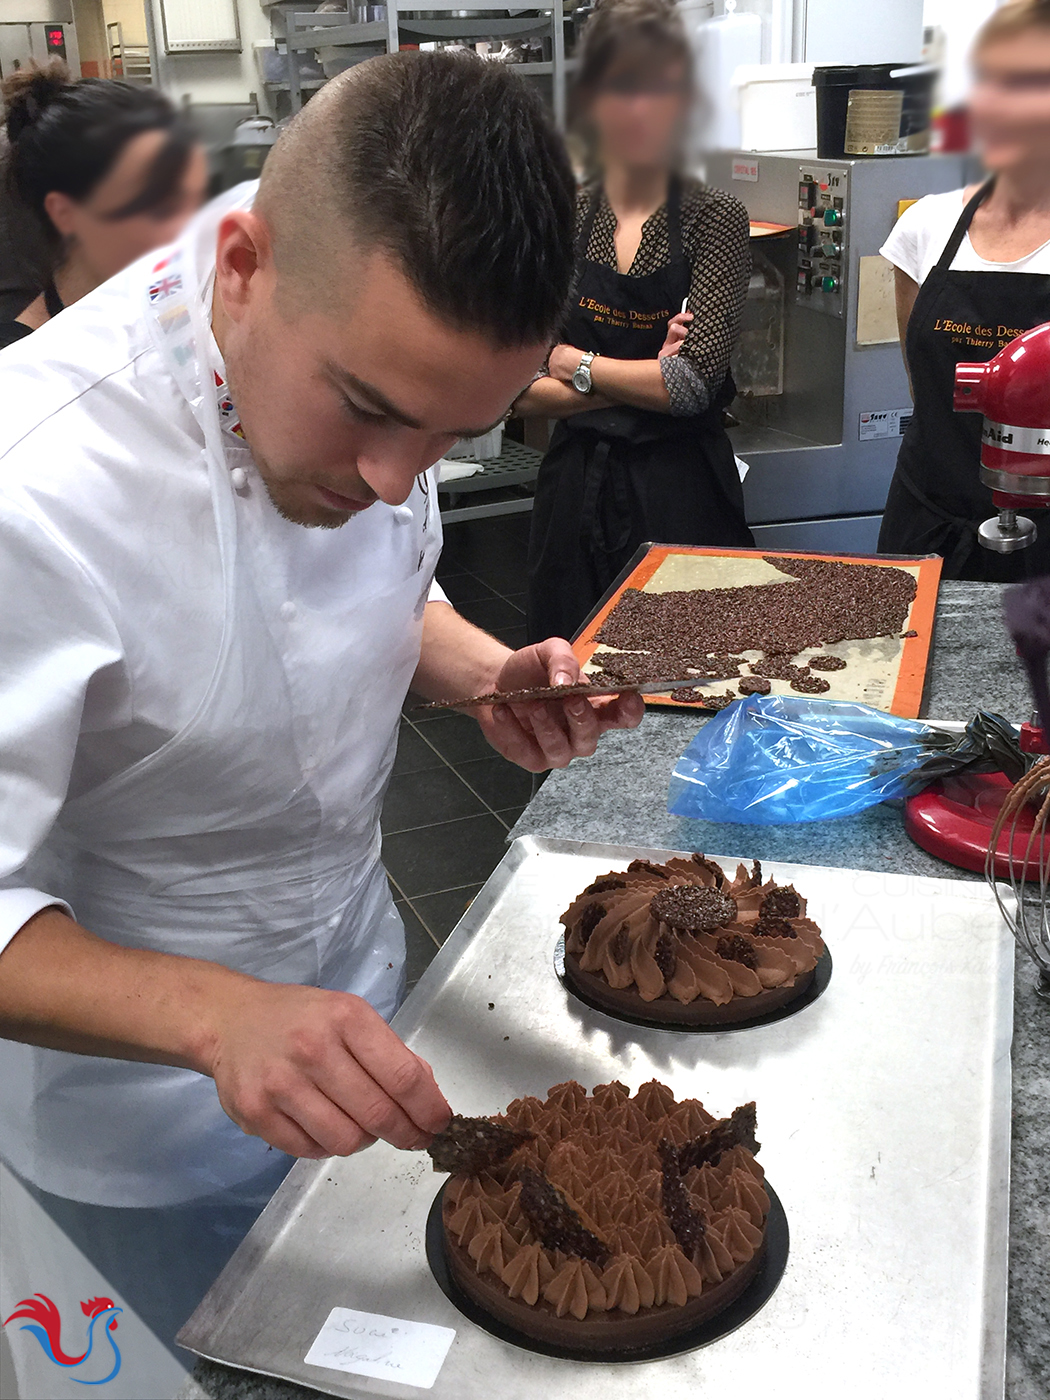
572 545 943 719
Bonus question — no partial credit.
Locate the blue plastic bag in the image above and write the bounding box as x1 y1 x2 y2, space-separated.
667 695 941 825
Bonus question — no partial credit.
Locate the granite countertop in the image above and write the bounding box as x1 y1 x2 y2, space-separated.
180 581 1049 1400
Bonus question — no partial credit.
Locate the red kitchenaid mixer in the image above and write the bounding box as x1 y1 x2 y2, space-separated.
904 321 1050 883
953 318 1050 552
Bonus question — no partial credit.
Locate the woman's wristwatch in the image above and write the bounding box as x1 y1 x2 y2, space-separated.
572 352 596 395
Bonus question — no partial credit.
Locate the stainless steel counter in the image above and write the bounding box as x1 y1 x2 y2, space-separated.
179 581 1050 1400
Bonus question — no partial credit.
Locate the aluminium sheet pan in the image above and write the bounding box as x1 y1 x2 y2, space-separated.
179 837 1013 1400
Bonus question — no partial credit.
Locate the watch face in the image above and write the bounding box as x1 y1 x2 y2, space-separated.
572 368 591 393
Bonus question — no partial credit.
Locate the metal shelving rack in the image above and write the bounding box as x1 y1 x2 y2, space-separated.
268 3 568 128
437 440 544 523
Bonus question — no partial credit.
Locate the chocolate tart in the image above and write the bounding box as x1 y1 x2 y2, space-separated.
560 855 827 1028
433 1080 774 1355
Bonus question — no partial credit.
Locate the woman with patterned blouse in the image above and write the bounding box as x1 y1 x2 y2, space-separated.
519 0 753 644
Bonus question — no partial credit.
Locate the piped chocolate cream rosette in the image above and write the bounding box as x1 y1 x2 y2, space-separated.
430 1081 769 1351
561 856 825 1025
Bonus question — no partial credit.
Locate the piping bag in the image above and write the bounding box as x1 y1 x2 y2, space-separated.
667 695 1025 825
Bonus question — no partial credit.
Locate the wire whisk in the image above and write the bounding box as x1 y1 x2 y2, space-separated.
986 754 1050 999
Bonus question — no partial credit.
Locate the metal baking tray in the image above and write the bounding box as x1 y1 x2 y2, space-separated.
178 838 1013 1400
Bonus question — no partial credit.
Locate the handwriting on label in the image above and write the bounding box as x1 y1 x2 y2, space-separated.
304 1306 455 1390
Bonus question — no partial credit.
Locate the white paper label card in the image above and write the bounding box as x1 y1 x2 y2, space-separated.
305 1307 455 1390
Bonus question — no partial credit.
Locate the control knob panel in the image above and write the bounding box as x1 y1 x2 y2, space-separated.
796 165 848 318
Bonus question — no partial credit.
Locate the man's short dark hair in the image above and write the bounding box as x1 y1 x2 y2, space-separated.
259 51 576 347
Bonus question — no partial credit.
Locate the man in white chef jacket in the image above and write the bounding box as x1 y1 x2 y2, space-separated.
0 53 642 1397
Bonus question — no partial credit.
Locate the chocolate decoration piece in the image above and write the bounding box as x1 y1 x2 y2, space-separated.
678 1103 760 1173
516 1167 611 1266
807 654 847 672
428 1115 534 1175
578 903 605 946
653 931 677 981
691 854 725 887
584 877 626 895
760 886 802 919
738 675 772 695
715 932 758 968
658 1141 706 1255
650 884 738 934
627 860 671 879
670 687 706 703
790 672 831 694
752 916 797 940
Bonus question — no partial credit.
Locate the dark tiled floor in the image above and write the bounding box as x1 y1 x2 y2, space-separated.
386 513 542 989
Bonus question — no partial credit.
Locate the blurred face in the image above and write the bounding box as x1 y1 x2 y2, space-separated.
212 210 546 528
588 57 689 170
970 30 1050 172
43 129 208 283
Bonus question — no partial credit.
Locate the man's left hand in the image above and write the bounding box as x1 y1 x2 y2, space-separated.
473 638 644 772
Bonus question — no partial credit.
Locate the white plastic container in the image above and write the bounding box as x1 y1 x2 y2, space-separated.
688 9 763 152
734 63 817 151
443 423 504 462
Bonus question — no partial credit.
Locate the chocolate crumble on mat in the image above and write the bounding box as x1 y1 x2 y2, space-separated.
594 556 917 666
737 675 771 696
428 1115 534 1175
790 672 830 694
807 654 847 672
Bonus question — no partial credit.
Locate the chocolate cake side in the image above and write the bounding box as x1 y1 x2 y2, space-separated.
439 1080 770 1352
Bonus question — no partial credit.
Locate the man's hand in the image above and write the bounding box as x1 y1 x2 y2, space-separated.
0 907 451 1163
208 980 451 1159
474 637 644 772
659 311 693 358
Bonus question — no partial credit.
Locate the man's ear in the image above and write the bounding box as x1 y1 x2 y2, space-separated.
213 210 274 323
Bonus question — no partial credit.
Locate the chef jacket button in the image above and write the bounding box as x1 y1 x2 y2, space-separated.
327 913 340 929
230 466 248 491
393 505 414 525
279 601 296 621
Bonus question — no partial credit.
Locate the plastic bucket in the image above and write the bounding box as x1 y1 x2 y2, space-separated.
813 63 936 158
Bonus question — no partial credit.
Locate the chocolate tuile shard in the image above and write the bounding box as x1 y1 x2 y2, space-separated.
658 1141 707 1255
677 1103 760 1174
428 1115 534 1175
760 886 802 919
516 1167 611 1266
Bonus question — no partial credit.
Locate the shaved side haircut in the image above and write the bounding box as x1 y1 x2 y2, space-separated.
256 51 577 347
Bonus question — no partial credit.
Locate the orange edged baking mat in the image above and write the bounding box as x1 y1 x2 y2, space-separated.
572 544 943 719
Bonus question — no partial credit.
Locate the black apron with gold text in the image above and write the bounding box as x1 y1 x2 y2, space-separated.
526 180 753 642
879 180 1050 580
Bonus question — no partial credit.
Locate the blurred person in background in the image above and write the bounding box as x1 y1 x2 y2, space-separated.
879 0 1050 579
519 0 753 645
0 62 206 351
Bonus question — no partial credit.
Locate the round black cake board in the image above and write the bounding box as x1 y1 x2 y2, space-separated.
555 939 833 1033
425 1180 789 1364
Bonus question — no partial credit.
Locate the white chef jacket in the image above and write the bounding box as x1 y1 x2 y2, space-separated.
0 185 446 1205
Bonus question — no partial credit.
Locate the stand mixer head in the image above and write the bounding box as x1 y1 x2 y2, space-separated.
954 319 1050 552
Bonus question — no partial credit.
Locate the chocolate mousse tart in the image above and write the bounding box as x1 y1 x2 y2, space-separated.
428 1081 773 1353
561 855 826 1026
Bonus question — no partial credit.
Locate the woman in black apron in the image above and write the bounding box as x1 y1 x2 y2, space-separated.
879 4 1050 580
518 0 753 644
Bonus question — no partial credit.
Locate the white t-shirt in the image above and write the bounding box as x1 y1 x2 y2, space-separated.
880 187 1050 284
